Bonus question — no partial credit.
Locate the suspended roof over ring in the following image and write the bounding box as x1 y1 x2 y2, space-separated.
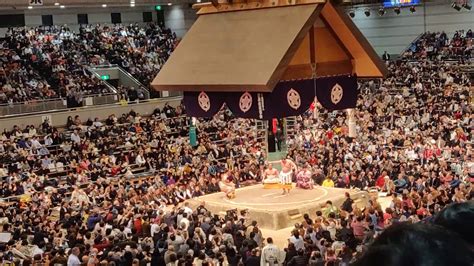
152 0 387 92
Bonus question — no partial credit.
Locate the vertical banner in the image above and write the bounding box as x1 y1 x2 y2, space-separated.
182 76 358 118
225 91 260 118
315 75 358 111
262 79 315 119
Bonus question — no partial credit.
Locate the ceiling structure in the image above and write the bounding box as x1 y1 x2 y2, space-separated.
152 0 387 92
0 0 193 10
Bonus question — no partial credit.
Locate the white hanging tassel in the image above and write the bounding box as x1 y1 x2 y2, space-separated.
347 108 357 138
257 93 264 119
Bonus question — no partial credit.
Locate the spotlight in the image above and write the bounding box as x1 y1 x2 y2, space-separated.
452 2 462 10
409 6 416 12
349 10 355 18
364 9 370 17
462 3 472 10
394 7 400 15
378 7 385 16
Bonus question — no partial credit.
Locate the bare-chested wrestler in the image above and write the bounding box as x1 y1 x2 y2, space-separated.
296 164 314 189
219 172 236 199
263 163 280 184
280 158 297 194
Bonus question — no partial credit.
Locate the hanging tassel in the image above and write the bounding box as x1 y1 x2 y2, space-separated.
257 93 263 119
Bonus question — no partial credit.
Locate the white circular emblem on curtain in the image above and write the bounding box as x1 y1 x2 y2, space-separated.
239 92 252 113
198 92 211 112
287 88 301 110
331 83 343 104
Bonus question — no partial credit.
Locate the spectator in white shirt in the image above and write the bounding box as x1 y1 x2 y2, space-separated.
135 151 146 166
289 230 305 251
67 247 81 266
30 137 42 150
92 118 103 128
44 135 53 146
70 130 81 144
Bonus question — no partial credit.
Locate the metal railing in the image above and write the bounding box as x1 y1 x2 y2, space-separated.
0 64 158 115
0 93 121 116
401 33 424 56
0 98 67 116
89 64 151 100
117 66 151 100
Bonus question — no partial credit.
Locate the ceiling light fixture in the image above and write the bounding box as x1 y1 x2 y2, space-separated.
167 3 172 5
27 6 33 9
102 4 107 7
54 2 60 5
60 5 65 8
349 10 355 18
451 2 461 10
394 7 400 14
378 7 385 16
364 9 370 17
130 3 135 7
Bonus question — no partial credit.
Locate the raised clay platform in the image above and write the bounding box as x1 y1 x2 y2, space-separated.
187 184 368 230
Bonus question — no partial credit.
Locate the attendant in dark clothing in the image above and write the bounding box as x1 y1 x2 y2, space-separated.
151 248 165 266
341 192 354 213
244 249 260 266
287 249 307 266
207 178 220 193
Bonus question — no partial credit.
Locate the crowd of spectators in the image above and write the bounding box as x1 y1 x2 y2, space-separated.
402 29 473 60
0 45 55 104
0 102 268 265
76 23 176 98
281 58 472 263
0 29 472 265
116 86 146 103
0 23 176 104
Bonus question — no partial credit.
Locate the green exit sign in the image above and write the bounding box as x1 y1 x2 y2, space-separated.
155 5 162 10
100 75 110 80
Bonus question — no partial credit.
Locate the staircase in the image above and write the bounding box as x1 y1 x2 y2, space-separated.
88 65 151 100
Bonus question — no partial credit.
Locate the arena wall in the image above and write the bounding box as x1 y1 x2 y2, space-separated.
162 1 474 55
0 1 471 54
0 6 160 36
163 4 197 37
351 1 474 55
